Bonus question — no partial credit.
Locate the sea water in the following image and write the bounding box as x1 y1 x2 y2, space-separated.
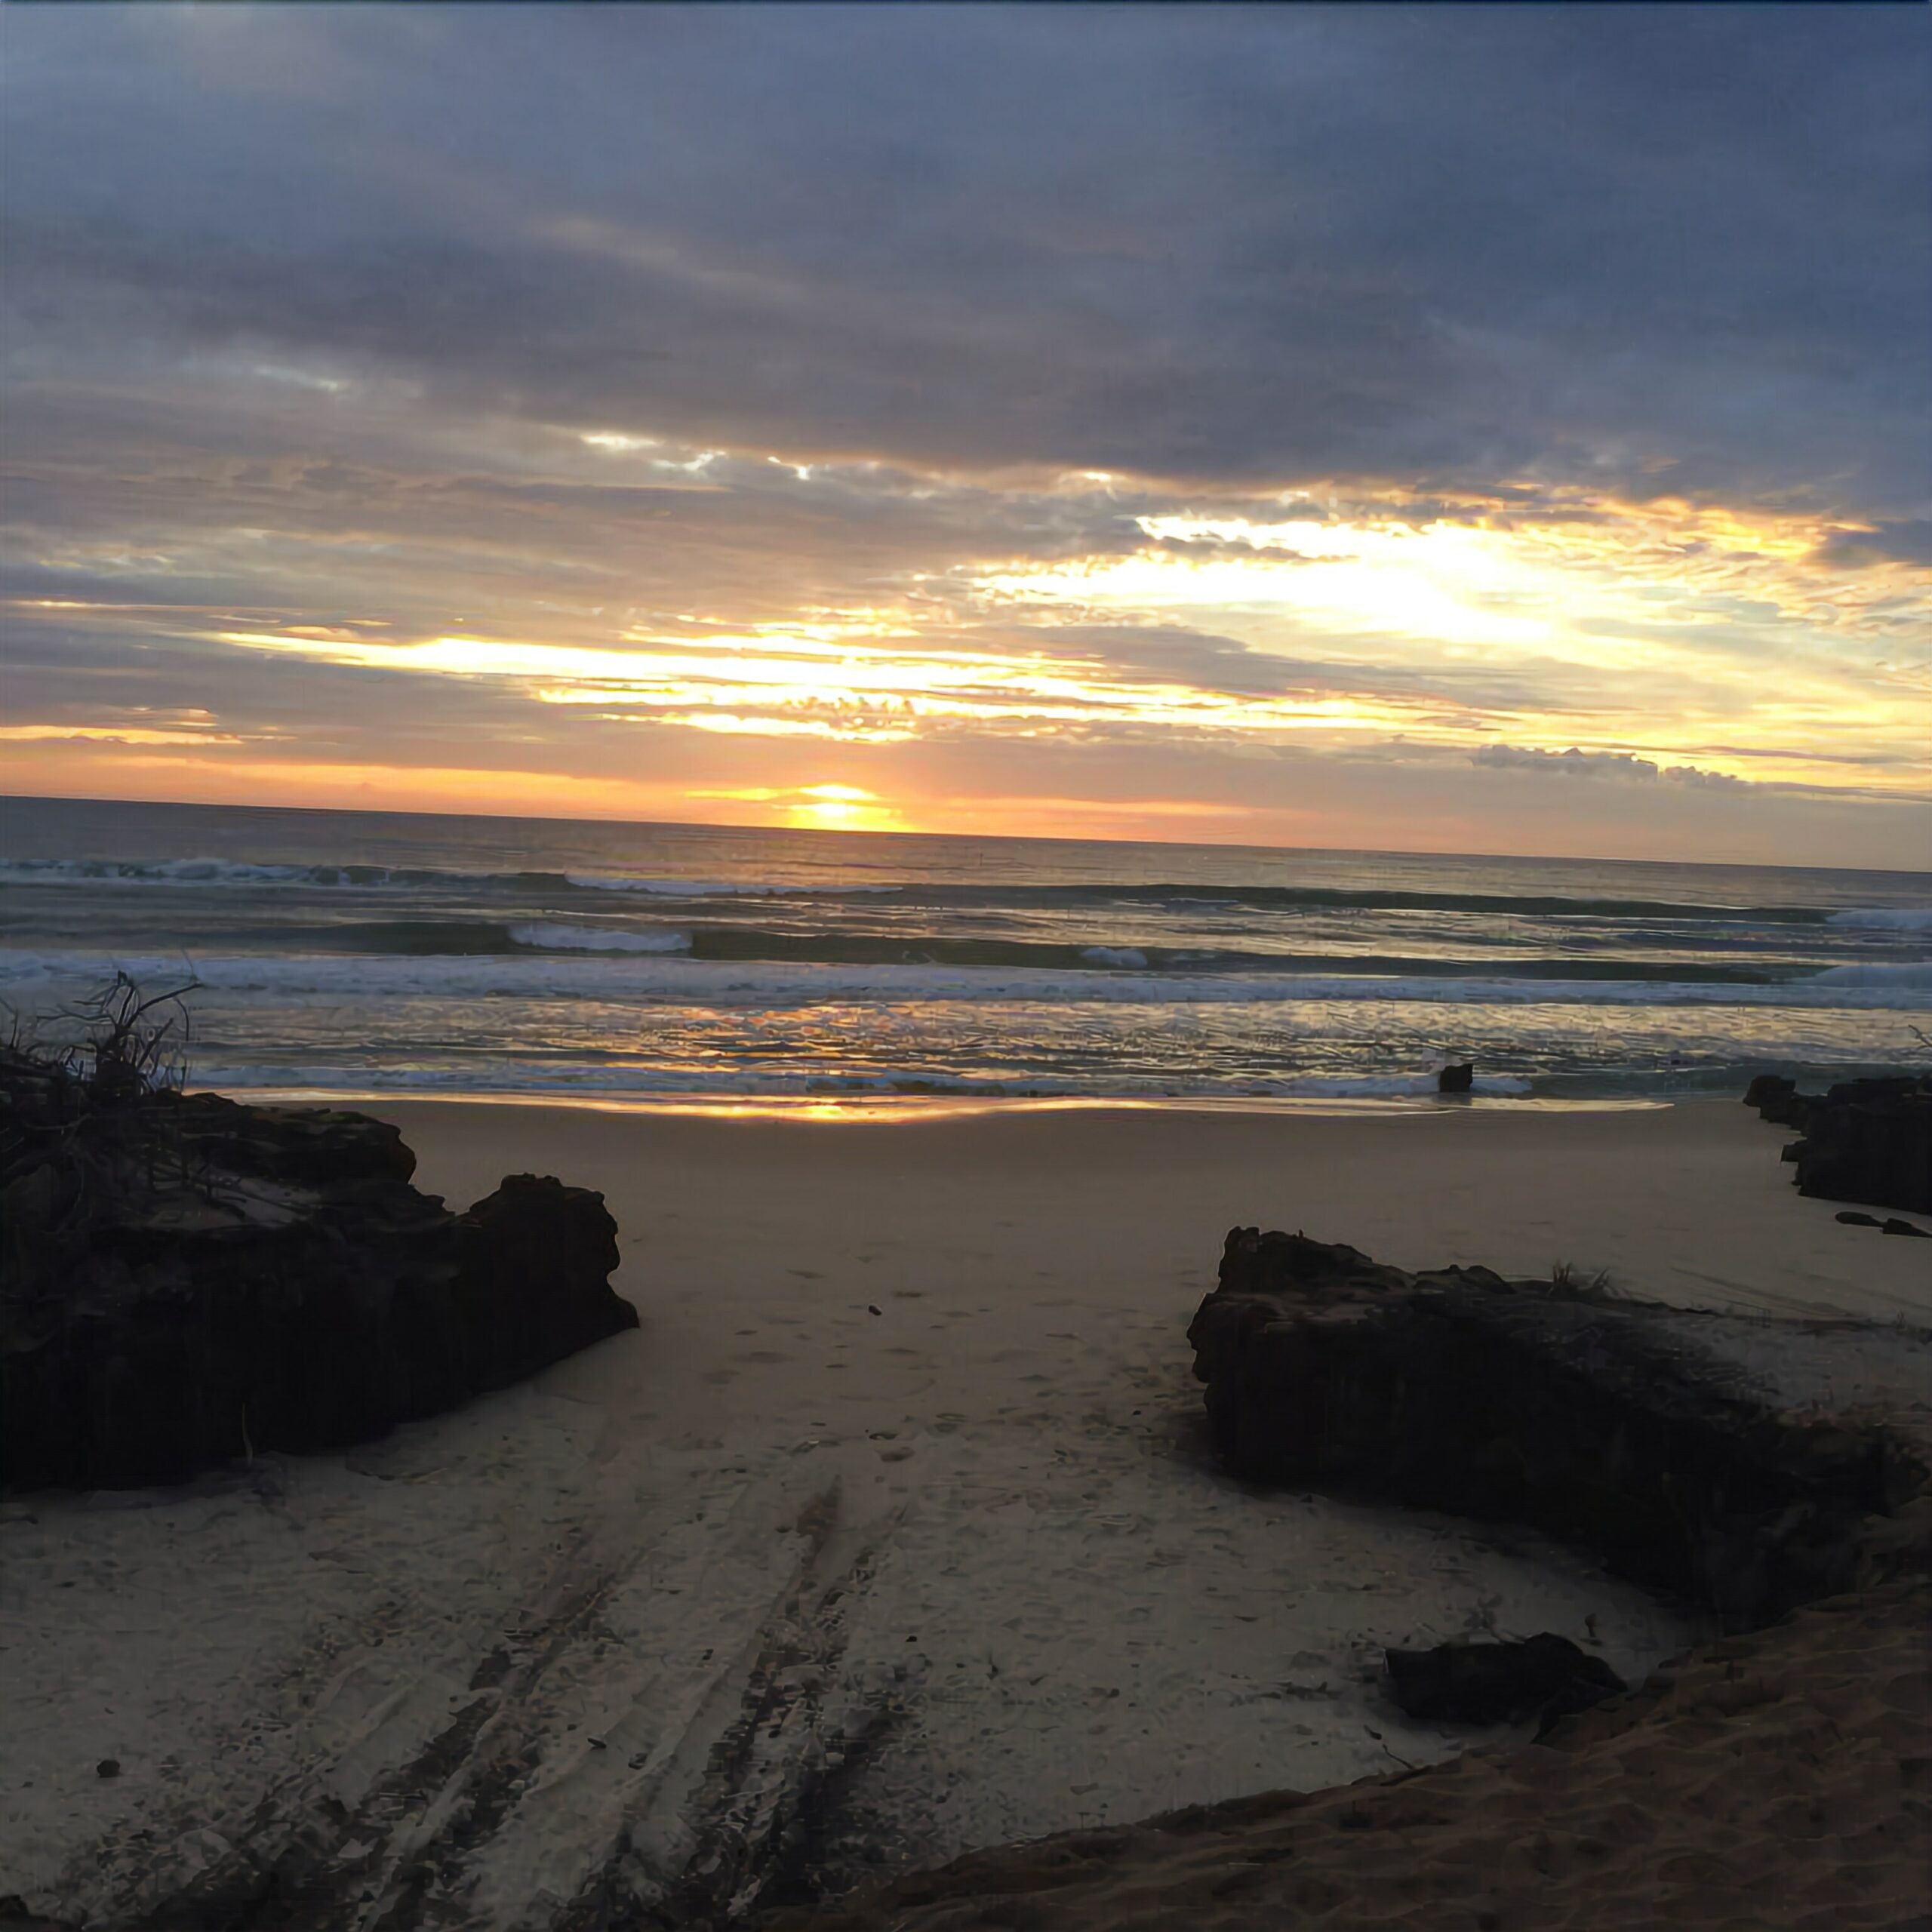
2 794 1926 1109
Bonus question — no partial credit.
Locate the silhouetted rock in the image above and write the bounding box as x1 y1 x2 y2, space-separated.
1189 1230 1924 1626
1744 1072 1932 1214
1384 1633 1624 1727
1743 1073 1818 1129
1883 1217 1930 1238
174 1091 418 1185
1836 1211 1883 1227
1791 1078 1932 1215
2 1081 635 1491
1437 1063 1474 1094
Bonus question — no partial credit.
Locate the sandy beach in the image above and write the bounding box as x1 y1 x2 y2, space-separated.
2 1098 1928 1927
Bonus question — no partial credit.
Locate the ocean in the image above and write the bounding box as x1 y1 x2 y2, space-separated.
2 794 1926 1112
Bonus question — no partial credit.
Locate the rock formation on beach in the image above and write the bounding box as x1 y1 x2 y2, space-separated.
1187 1229 1923 1627
1383 1632 1625 1730
759 1232 1932 1932
2 1057 635 1491
1743 1072 1932 1216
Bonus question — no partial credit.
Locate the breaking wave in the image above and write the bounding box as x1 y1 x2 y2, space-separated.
1826 907 1932 933
11 852 1926 932
563 872 900 898
2 948 1925 1011
1804 961 1932 989
506 922 692 954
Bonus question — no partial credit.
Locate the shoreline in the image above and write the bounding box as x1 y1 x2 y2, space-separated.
208 1084 1671 1123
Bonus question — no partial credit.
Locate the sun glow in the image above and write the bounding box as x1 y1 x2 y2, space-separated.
26 466 1920 845
0 723 251 746
211 624 1466 750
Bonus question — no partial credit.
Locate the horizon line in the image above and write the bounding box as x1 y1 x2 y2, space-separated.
3 789 1926 881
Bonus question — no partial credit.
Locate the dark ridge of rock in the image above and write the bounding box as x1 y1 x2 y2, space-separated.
1884 1217 1930 1238
1743 1072 1819 1130
1383 1633 1625 1729
1746 1073 1932 1213
1790 1079 1932 1215
1188 1229 1927 1628
173 1091 418 1186
2 1084 635 1491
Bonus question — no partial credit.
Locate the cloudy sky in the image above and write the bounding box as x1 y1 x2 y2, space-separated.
2 4 1927 865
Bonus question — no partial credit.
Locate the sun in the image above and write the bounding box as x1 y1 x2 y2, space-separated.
788 783 893 829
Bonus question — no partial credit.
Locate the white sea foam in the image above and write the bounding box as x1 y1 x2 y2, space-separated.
507 922 692 954
5 949 1927 1011
0 856 912 899
0 857 321 886
1804 960 1932 988
1079 946 1149 968
1826 907 1932 933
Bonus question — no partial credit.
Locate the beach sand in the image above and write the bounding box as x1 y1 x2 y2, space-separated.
2 1099 1927 1927
770 1572 1932 1932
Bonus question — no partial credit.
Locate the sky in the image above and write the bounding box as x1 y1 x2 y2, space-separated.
2 4 1928 868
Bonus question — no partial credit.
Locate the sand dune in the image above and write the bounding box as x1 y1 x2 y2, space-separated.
766 1571 1931 1932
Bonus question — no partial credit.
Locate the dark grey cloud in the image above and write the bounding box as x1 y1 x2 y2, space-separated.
3 5 1924 511
1815 521 1932 570
1472 743 1746 789
3 3 1926 868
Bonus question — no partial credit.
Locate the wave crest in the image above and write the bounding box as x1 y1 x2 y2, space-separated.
1826 907 1932 933
4 949 1925 1011
507 922 692 954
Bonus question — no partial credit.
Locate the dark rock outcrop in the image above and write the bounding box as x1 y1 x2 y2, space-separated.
1789 1079 1932 1214
1746 1074 1932 1213
1437 1063 1474 1094
1742 1072 1818 1130
2 1084 635 1491
1383 1632 1625 1728
1188 1230 1925 1627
